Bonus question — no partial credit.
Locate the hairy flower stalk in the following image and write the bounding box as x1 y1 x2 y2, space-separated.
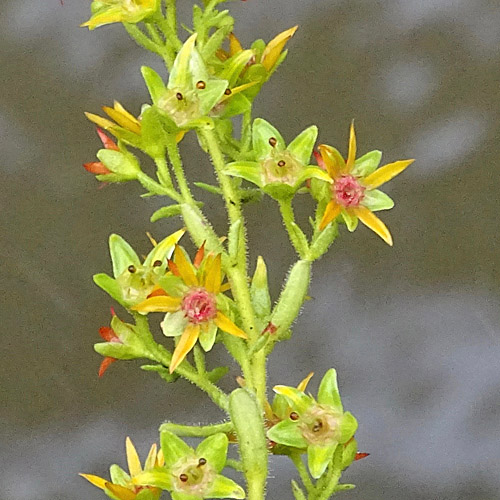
79 2 414 500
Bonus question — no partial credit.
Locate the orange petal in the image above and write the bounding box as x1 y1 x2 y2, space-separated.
362 159 415 189
214 312 248 339
319 200 341 230
261 25 298 71
170 324 200 373
98 357 117 377
353 206 393 246
131 296 182 313
297 372 314 392
148 287 168 298
229 32 244 56
193 242 206 268
203 253 222 294
345 121 357 173
173 246 198 286
96 128 119 150
318 144 344 179
79 473 108 490
105 482 136 500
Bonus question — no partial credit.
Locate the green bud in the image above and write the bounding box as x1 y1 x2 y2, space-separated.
250 256 271 319
97 149 140 180
180 204 223 253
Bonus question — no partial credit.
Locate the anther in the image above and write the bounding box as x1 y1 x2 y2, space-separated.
128 265 136 273
224 88 232 95
198 457 207 466
290 412 299 421
179 473 189 482
277 160 286 167
269 137 277 147
176 92 184 101
312 421 323 432
196 81 206 89
153 260 162 267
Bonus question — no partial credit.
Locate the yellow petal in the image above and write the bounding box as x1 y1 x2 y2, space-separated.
353 206 393 246
114 101 141 127
220 81 259 102
261 25 298 72
125 437 142 478
170 324 200 373
144 443 157 471
176 130 186 143
105 482 137 500
297 372 314 392
79 473 108 490
102 105 141 135
319 200 341 230
84 112 117 131
362 159 415 189
131 296 182 313
156 448 165 467
345 121 356 173
318 144 344 179
229 33 244 56
220 282 231 292
173 246 198 287
203 253 222 294
80 9 124 30
214 312 248 339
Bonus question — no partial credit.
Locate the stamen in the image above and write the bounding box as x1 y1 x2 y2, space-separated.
179 473 189 482
176 92 184 101
269 137 277 147
196 81 206 89
198 458 207 467
153 260 162 267
277 160 286 167
224 88 232 95
290 412 299 421
128 265 136 273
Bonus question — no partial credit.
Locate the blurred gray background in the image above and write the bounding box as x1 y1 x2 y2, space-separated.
2 0 500 499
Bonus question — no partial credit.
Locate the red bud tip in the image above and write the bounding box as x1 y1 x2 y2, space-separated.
96 128 119 151
98 357 117 377
83 162 112 175
99 326 119 342
354 452 370 461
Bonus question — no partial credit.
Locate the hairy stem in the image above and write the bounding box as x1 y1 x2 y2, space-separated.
160 421 234 437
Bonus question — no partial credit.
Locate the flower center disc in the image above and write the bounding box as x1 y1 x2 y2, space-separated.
182 288 217 324
334 175 365 207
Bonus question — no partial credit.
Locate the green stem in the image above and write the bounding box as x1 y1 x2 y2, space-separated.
278 198 309 259
193 345 206 374
241 108 252 153
145 22 164 46
160 421 234 437
290 453 315 494
166 135 197 206
154 156 174 189
225 459 243 472
123 23 162 55
137 171 182 201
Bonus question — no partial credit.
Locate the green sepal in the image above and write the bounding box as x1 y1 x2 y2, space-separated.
250 256 271 318
341 209 358 232
141 66 167 106
241 65 267 100
97 149 140 179
252 118 286 158
160 431 193 467
317 368 343 412
133 469 173 490
135 489 158 500
217 93 251 119
362 189 394 212
287 126 318 166
309 177 331 203
168 34 197 90
197 79 229 116
352 150 382 177
94 342 142 360
267 420 307 449
295 166 332 188
338 412 358 444
108 234 141 278
196 433 228 473
291 480 307 500
171 492 200 500
157 274 187 297
206 365 229 383
160 311 188 337
109 464 130 486
308 443 338 479
224 161 262 187
188 45 210 82
199 322 217 351
309 221 338 260
143 229 185 267
219 50 255 86
141 364 179 383
270 260 311 338
341 438 358 470
206 475 245 499
93 273 125 305
273 385 314 413
110 316 143 349
271 392 290 420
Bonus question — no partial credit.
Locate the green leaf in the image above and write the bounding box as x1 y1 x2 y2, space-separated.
93 273 124 304
338 412 358 444
94 342 141 360
133 469 173 490
141 66 167 105
307 443 338 479
287 126 318 166
161 311 188 337
108 234 141 278
109 464 130 486
141 364 179 383
151 204 183 222
160 431 193 467
267 420 307 449
362 189 394 212
224 161 263 187
252 118 286 158
196 433 228 473
317 369 343 412
206 365 229 383
206 474 245 499
352 150 382 177
250 256 272 318
194 182 222 195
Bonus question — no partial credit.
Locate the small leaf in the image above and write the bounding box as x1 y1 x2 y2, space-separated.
94 342 141 360
206 365 229 383
194 182 222 195
141 364 179 383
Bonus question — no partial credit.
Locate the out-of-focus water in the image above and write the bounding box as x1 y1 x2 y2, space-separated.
1 1 500 499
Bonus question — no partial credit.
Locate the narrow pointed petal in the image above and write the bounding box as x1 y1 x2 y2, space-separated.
132 295 182 313
79 473 108 490
214 312 248 339
170 324 200 373
273 385 313 413
363 159 414 189
143 228 185 267
98 356 117 377
261 25 298 71
126 437 142 478
319 200 341 230
318 144 344 179
353 206 393 246
85 112 116 131
345 122 357 173
229 33 244 55
96 128 119 150
193 243 205 268
308 443 338 479
144 443 157 471
297 371 314 392
83 161 112 175
103 106 141 135
81 8 124 29
114 101 141 127
105 482 136 500
203 253 222 294
173 246 198 286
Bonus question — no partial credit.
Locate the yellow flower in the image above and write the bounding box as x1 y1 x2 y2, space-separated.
81 0 159 30
132 245 248 373
318 123 414 246
80 437 164 500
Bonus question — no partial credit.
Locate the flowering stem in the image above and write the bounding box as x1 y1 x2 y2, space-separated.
154 155 174 189
225 459 244 472
290 453 315 494
160 421 234 437
137 171 182 201
166 135 197 206
123 23 162 55
278 198 309 259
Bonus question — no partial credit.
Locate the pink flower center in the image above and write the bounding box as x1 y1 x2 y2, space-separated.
334 175 365 207
182 288 217 324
